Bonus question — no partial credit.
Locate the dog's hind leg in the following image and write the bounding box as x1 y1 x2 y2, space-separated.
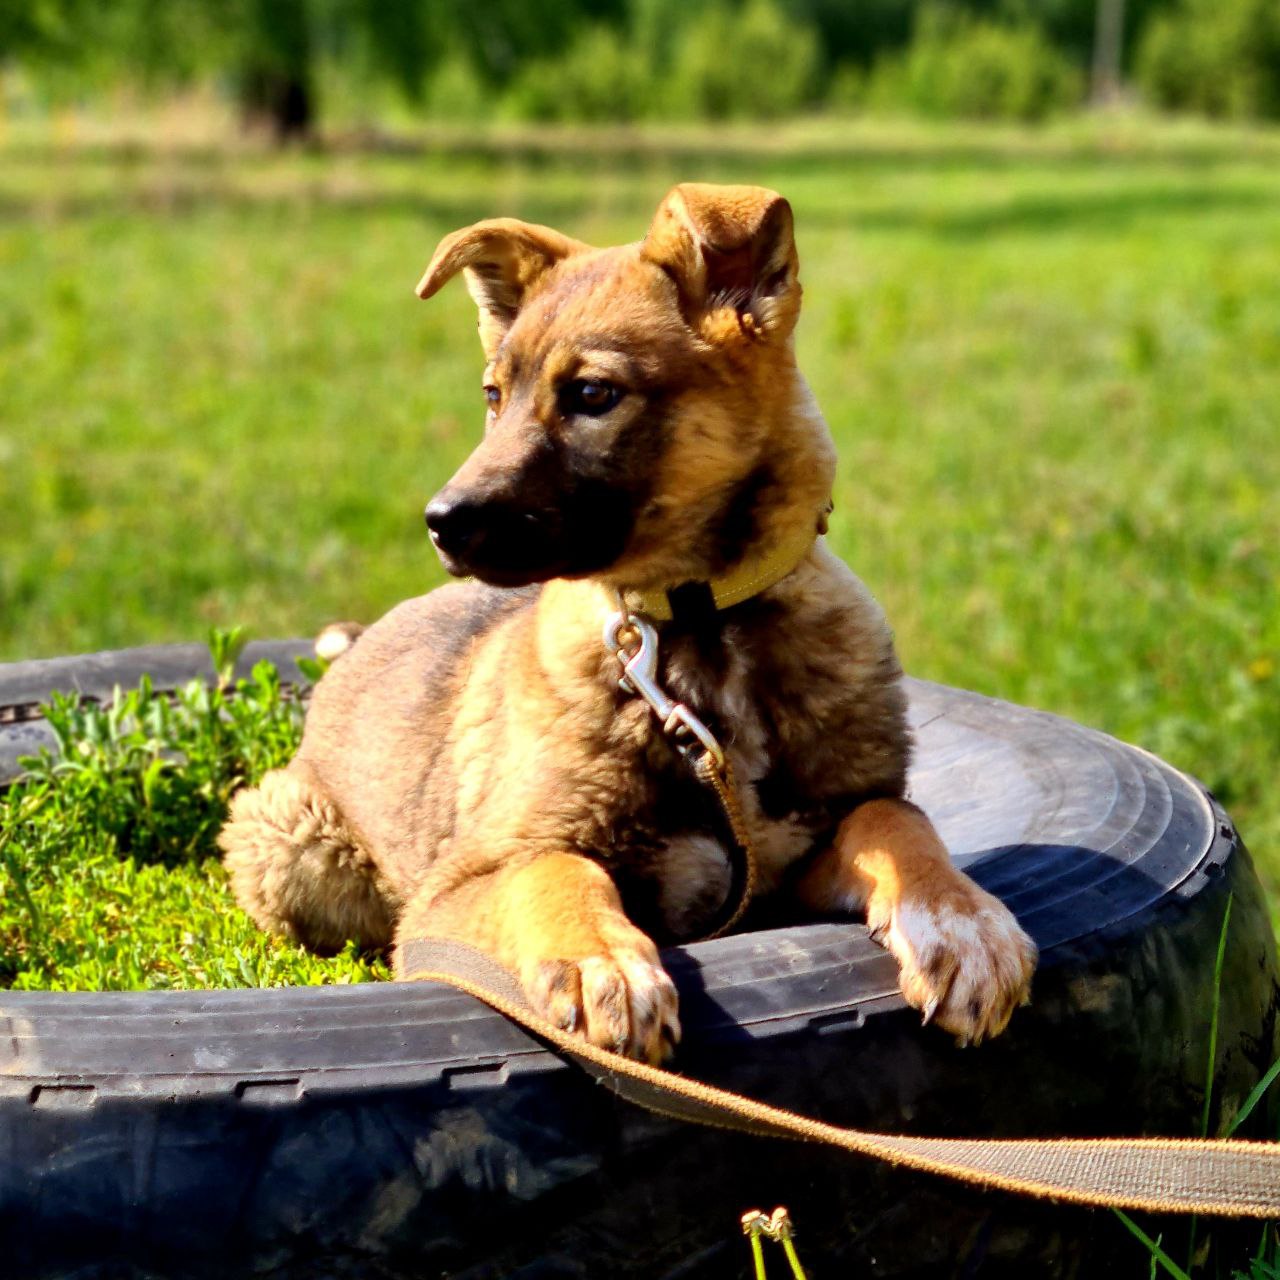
219 764 399 954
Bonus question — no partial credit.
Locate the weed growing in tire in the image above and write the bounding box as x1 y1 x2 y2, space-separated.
1114 896 1280 1279
0 632 388 990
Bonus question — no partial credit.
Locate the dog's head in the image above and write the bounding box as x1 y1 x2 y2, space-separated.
417 183 836 590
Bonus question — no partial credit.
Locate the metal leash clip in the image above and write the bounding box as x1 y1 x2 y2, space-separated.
603 609 725 770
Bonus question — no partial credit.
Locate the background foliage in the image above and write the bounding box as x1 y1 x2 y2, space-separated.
3 0 1280 125
1137 0 1280 121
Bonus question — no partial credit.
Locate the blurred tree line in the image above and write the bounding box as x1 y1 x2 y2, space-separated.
3 0 1278 130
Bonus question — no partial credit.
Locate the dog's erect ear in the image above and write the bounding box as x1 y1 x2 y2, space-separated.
416 219 588 354
641 184 799 338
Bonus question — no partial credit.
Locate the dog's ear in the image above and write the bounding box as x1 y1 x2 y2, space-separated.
642 183 799 339
416 219 588 355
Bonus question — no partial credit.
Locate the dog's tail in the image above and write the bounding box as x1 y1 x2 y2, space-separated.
314 620 364 663
219 767 397 954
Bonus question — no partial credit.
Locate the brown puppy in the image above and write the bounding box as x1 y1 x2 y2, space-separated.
219 184 1036 1064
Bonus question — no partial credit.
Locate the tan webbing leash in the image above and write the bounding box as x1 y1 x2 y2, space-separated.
404 593 1280 1217
595 597 1280 1214
400 937 1280 1218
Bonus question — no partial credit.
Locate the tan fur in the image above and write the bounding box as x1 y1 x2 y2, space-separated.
313 620 364 662
796 800 1037 1044
222 765 400 953
219 183 1036 1060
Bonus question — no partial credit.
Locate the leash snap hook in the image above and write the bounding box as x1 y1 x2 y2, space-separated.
663 704 726 770
602 610 725 770
602 601 755 939
603 610 663 701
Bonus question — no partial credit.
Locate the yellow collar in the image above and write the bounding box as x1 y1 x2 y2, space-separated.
622 517 824 623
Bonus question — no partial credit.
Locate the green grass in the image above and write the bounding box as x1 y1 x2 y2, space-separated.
0 632 386 989
1 114 1278 987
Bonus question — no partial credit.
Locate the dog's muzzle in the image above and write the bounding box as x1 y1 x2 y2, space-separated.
424 493 563 585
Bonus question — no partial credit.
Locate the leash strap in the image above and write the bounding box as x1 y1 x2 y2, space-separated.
602 608 759 939
689 748 758 939
399 938 1280 1218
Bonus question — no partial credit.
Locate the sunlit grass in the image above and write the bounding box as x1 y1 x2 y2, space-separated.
2 116 1278 921
0 633 388 989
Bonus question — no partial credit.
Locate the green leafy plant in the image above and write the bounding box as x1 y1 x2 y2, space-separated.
502 0 819 124
0 634 387 990
504 24 652 123
1137 0 1280 121
208 622 249 689
867 7 1083 123
666 0 820 122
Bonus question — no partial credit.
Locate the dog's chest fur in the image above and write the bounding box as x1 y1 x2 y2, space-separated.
294 551 909 947
600 549 911 941
628 635 819 940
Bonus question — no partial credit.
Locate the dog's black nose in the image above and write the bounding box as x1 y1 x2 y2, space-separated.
424 491 569 584
424 496 484 560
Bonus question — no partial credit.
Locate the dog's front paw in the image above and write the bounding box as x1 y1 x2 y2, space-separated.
869 882 1036 1046
521 941 680 1065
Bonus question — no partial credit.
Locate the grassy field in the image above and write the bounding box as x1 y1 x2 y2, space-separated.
2 113 1279 957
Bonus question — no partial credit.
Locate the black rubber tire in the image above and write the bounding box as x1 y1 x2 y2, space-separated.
0 644 1276 1280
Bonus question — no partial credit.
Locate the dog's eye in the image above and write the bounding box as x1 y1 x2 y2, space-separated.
483 385 501 410
560 380 621 418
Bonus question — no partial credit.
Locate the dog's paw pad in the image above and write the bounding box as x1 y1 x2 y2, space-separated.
874 890 1036 1045
526 951 680 1064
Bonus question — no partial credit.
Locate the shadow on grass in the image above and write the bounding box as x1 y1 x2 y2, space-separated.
0 177 1272 241
7 121 1280 174
851 184 1276 238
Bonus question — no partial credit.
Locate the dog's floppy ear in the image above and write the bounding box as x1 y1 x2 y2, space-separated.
416 219 588 355
641 183 799 339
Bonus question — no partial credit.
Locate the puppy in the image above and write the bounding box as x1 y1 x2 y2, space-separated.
219 183 1036 1063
